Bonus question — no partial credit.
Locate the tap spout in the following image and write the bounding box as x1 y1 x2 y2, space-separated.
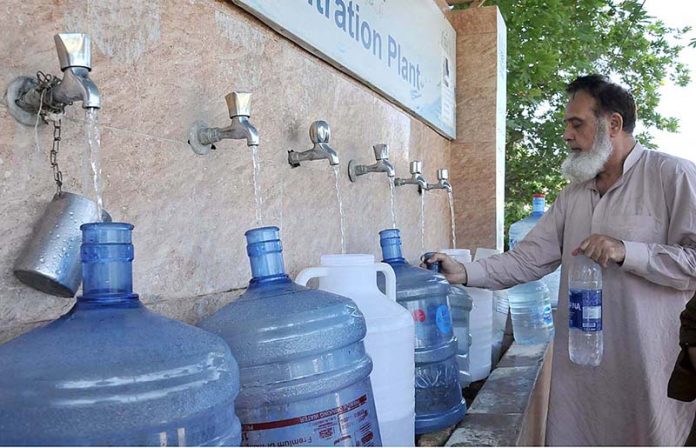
49 67 101 109
197 116 259 147
426 168 452 192
394 160 428 191
288 121 339 167
347 144 395 182
6 33 101 125
188 92 259 155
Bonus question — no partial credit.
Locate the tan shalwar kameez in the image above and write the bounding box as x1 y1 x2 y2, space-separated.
464 143 696 445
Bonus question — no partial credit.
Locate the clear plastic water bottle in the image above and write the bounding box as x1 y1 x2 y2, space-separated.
507 280 554 344
199 227 381 446
379 230 466 435
0 223 242 446
425 251 473 388
568 255 603 366
509 193 561 308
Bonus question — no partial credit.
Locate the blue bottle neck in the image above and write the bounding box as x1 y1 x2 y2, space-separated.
532 195 545 215
246 226 290 284
79 222 138 303
380 228 407 264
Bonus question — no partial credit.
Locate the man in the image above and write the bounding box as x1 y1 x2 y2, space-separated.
669 294 696 445
428 74 696 445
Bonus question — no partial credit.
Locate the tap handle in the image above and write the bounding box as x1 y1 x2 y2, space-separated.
54 33 92 70
309 120 331 144
373 144 389 161
410 160 423 174
225 92 252 118
437 168 449 181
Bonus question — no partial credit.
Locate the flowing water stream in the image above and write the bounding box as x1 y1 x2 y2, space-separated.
420 191 426 255
388 177 397 229
84 109 104 221
250 144 263 226
333 166 346 254
448 191 457 249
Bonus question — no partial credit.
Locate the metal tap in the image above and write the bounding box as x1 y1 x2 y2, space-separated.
347 144 395 182
188 91 259 155
394 161 428 191
426 169 452 192
6 33 101 126
287 121 339 167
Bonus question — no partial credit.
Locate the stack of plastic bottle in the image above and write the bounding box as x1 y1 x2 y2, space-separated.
295 254 415 446
508 194 555 344
440 248 492 383
199 227 382 447
0 223 242 446
379 229 466 435
509 193 561 308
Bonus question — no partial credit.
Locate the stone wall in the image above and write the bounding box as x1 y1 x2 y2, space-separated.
0 0 475 342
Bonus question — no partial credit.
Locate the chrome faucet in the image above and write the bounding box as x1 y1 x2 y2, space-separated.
188 92 259 155
288 121 339 167
347 144 395 182
6 33 101 126
426 169 452 192
395 161 428 191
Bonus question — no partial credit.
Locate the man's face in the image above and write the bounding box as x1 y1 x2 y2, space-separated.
560 91 614 184
563 90 602 153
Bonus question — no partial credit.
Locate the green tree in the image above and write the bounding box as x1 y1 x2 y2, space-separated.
455 0 691 248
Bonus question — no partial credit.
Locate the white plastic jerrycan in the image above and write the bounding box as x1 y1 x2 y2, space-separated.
296 254 415 447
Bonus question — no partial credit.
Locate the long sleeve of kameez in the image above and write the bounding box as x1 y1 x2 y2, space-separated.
465 191 566 290
622 160 696 291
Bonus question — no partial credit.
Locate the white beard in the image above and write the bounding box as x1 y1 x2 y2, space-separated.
561 122 613 184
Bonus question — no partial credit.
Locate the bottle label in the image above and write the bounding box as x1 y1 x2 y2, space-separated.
435 304 453 334
242 393 379 446
509 237 518 249
569 289 602 332
542 303 553 327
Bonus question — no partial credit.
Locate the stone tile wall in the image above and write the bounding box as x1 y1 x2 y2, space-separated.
0 0 485 342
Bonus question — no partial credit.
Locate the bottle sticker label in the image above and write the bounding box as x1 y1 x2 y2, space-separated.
435 304 453 334
569 289 602 332
242 394 379 446
542 303 553 326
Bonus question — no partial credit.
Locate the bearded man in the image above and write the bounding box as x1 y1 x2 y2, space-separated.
426 74 696 445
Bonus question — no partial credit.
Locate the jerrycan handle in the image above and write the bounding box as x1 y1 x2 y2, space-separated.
375 262 396 301
294 266 329 287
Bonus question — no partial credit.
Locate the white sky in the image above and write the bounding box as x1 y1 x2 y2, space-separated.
641 0 696 162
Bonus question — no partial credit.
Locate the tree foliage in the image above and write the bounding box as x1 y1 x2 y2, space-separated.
455 0 691 247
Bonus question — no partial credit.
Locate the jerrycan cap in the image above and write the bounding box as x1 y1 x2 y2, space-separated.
321 254 374 266
421 252 441 272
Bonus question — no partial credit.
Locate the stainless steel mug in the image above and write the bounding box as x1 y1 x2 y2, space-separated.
14 192 111 297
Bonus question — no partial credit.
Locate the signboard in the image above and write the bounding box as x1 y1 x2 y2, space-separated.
231 0 457 139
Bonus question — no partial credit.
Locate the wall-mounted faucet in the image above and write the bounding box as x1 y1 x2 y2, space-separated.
347 144 395 182
426 169 452 192
6 33 101 126
395 161 428 192
188 92 259 155
287 121 339 167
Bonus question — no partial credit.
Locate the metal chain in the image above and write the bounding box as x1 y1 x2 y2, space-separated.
33 71 66 195
50 119 63 196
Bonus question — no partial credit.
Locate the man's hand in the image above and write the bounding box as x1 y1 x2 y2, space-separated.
420 253 468 284
572 234 625 267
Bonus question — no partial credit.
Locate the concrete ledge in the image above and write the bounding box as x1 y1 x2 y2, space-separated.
446 342 551 446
